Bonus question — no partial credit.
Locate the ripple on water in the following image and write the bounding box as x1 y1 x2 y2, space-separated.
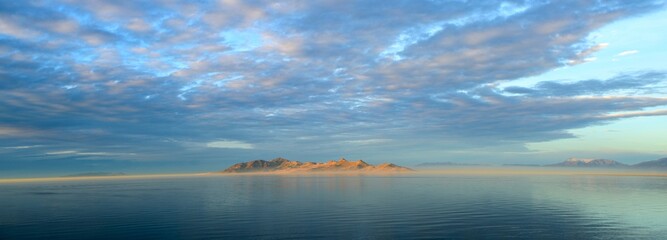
0 175 665 239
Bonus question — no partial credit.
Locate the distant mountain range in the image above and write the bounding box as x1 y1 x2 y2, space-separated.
632 158 667 168
548 158 627 167
221 157 413 173
548 157 667 168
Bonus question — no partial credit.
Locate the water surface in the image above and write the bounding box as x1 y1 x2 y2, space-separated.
1 173 666 239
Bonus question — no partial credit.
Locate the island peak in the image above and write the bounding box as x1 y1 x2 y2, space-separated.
221 157 412 173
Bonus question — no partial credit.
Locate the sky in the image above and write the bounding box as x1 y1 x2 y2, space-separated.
1 0 666 176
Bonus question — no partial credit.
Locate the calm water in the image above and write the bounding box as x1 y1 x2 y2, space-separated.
1 174 667 239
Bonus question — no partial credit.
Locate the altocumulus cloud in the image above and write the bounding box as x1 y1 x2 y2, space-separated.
0 0 666 169
617 50 639 57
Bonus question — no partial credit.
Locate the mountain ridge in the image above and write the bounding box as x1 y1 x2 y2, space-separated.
548 158 628 167
546 157 667 169
633 157 667 168
221 157 413 173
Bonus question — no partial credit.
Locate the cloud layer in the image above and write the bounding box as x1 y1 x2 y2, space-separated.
1 0 666 173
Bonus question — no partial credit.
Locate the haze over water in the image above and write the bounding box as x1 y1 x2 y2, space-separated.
2 172 666 239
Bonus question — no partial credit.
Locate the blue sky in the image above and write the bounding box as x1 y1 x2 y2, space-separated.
1 0 666 176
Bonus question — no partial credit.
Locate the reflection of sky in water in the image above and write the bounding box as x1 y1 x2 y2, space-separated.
1 175 666 239
528 176 667 233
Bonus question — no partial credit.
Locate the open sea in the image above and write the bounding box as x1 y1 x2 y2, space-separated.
1 172 667 239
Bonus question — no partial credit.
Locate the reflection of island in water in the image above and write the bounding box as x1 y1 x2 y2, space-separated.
221 157 413 173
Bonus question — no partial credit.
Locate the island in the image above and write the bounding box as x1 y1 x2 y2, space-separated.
221 157 413 173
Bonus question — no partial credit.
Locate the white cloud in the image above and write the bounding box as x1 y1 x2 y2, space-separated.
567 43 608 65
125 18 152 32
206 140 254 149
61 84 78 90
47 150 78 155
617 50 639 57
0 18 39 39
583 57 597 62
603 109 667 119
4 145 42 149
46 150 135 156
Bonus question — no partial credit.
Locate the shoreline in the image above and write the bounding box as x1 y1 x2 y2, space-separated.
3 167 667 183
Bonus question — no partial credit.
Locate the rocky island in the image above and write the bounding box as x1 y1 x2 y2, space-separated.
221 157 413 173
